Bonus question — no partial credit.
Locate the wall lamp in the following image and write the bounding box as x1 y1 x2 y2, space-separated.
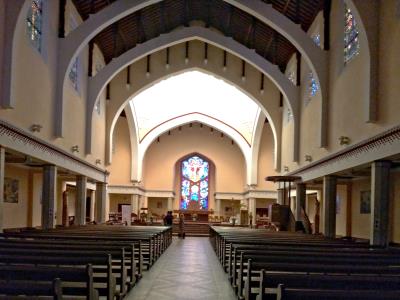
339 136 350 145
30 124 42 132
71 145 79 153
305 155 312 162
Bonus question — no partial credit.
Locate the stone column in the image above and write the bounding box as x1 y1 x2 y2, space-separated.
277 188 284 205
323 176 337 238
41 165 57 229
90 190 95 222
142 196 148 209
167 197 173 211
0 147 5 232
131 194 140 216
215 198 221 217
75 175 87 226
95 182 107 223
370 161 391 247
248 198 256 227
295 183 306 221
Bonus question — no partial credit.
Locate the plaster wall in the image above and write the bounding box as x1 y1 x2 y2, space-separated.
351 178 371 240
0 1 106 170
108 117 132 185
257 124 279 189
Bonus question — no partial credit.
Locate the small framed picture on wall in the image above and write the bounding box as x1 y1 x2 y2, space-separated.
4 177 19 203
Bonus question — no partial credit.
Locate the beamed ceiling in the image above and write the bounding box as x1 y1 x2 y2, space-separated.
71 0 324 70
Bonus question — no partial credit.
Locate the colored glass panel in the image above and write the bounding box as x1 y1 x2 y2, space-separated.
69 58 79 91
27 0 43 52
344 3 360 64
308 72 319 100
312 34 321 47
180 156 209 210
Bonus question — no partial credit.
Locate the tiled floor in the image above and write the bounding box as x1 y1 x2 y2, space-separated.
126 237 236 300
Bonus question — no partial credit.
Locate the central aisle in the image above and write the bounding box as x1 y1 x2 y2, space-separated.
127 237 237 300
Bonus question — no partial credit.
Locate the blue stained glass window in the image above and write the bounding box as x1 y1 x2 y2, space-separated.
27 0 43 52
308 72 319 99
69 57 79 91
180 155 209 210
344 3 360 64
312 34 321 47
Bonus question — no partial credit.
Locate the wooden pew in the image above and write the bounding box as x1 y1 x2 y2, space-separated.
0 254 116 300
0 278 63 299
258 271 400 300
0 238 141 286
276 284 400 300
0 265 98 300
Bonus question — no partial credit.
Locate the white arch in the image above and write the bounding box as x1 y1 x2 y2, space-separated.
249 110 267 185
133 111 253 184
55 0 323 148
106 67 282 178
88 26 295 163
227 0 328 147
0 0 27 108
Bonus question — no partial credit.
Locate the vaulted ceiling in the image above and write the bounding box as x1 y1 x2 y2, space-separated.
71 0 324 70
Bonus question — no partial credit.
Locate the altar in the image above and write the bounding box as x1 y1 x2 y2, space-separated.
173 209 213 222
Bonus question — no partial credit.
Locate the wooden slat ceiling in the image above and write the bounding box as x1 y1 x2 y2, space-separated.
72 0 324 71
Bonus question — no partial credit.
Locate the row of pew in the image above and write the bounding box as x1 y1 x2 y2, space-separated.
210 226 400 300
0 224 172 299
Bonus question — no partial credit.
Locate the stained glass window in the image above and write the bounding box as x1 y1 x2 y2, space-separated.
312 34 321 47
288 71 296 85
69 57 79 91
180 156 209 210
95 100 101 115
26 0 43 52
308 72 319 99
344 3 360 64
287 108 293 122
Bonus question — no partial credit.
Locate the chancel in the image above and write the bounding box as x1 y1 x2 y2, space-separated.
0 0 400 299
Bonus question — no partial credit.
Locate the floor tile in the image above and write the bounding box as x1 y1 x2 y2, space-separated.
126 237 236 300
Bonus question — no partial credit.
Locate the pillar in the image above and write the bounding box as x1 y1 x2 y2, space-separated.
323 175 337 238
167 197 173 211
90 190 95 222
95 182 107 223
248 198 256 227
131 194 140 216
295 183 306 221
277 188 284 205
41 165 57 229
75 175 87 226
61 182 68 227
215 198 221 217
0 147 5 231
142 196 148 209
370 161 391 247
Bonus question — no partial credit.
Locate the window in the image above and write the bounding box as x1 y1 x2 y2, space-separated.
95 100 101 115
26 0 43 52
312 34 321 47
68 15 80 91
180 155 209 210
69 57 79 91
308 71 319 102
287 108 293 122
344 3 360 64
288 71 296 85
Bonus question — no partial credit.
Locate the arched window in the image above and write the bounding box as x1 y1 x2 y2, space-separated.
344 3 360 64
180 155 209 210
26 0 43 52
